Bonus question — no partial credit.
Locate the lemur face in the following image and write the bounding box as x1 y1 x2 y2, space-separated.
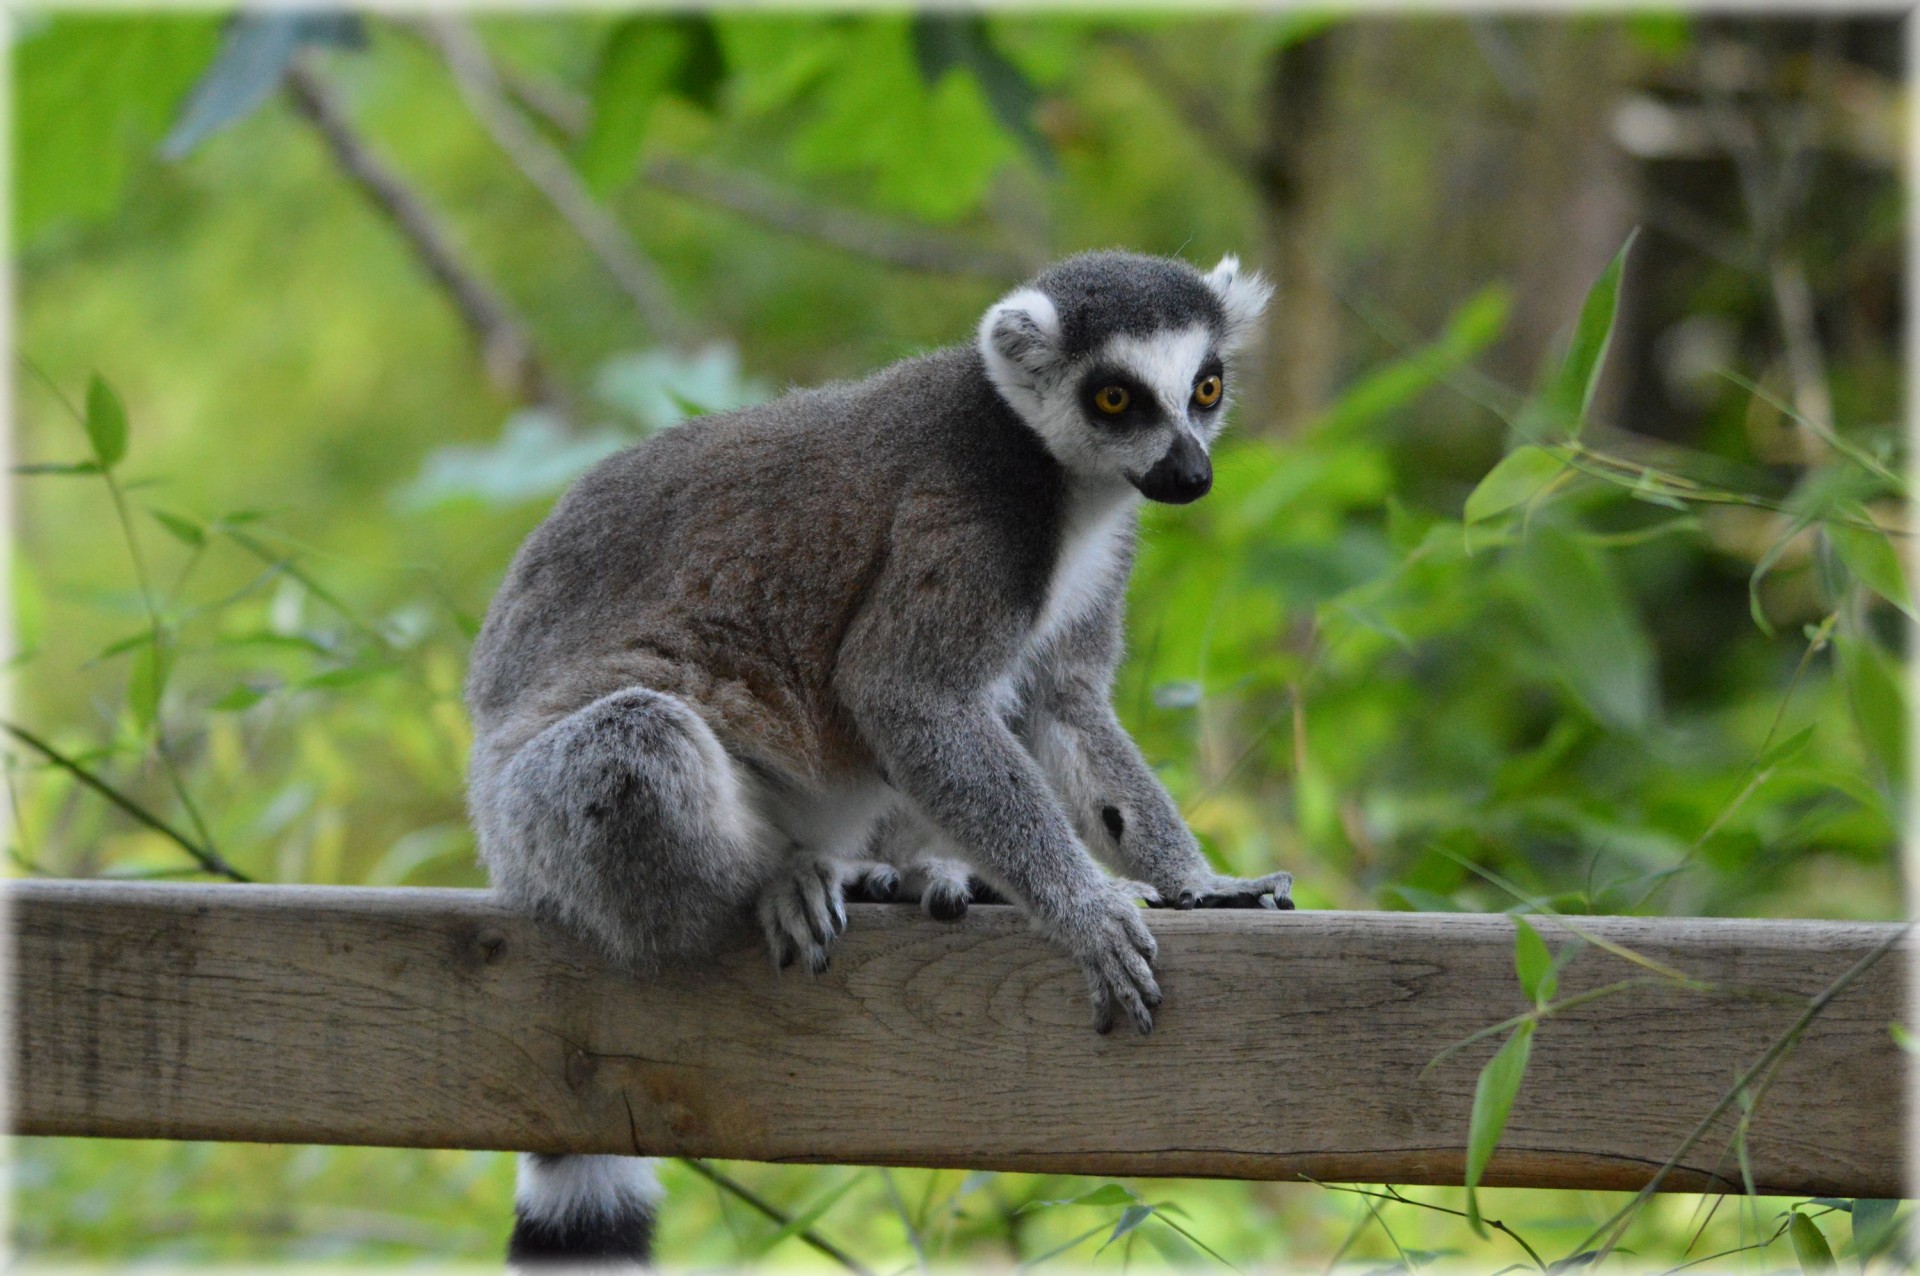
979 251 1272 503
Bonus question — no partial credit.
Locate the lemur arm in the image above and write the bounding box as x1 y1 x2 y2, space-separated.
1025 610 1294 910
834 505 1163 1034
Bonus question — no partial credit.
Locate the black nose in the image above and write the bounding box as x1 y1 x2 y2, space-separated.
1131 433 1213 505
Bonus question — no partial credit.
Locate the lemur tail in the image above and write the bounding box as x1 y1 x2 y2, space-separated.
508 1153 662 1269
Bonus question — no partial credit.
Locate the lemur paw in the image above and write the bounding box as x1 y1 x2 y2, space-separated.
756 856 848 974
898 858 987 921
846 863 902 903
1056 881 1161 1036
924 874 972 921
1149 869 1293 911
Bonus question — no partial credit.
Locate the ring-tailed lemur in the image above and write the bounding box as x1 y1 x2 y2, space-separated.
466 250 1292 1267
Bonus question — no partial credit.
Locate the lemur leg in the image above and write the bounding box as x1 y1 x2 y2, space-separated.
475 687 777 972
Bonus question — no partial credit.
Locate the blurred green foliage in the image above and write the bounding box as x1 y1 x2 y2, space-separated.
10 10 1908 1272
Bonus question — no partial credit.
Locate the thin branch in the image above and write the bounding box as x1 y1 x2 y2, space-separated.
643 157 1033 281
676 1159 874 1276
1 721 250 882
283 58 562 411
415 15 691 345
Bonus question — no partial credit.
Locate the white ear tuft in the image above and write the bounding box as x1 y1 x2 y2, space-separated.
978 287 1062 404
1205 254 1274 354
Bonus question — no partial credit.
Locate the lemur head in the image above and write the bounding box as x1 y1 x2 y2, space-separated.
978 251 1272 504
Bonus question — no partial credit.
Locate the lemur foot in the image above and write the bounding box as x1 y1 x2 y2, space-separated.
756 856 848 974
845 858 1011 920
846 862 902 903
1148 869 1294 911
1055 879 1161 1036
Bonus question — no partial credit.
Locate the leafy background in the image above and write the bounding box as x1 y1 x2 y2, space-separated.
10 10 1909 1272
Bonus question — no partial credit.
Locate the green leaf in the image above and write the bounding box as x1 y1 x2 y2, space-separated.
1788 1211 1836 1272
1095 1204 1157 1254
159 13 363 160
1852 1198 1898 1265
1464 446 1569 527
1827 511 1915 621
149 508 205 548
1512 916 1554 1005
577 19 690 194
15 16 224 242
127 635 171 732
911 15 1051 171
1464 1021 1534 1237
210 682 273 712
1757 725 1815 770
1019 1183 1141 1212
1835 633 1906 786
1316 284 1511 438
84 375 128 469
1544 228 1638 438
1139 1219 1205 1266
668 17 727 111
1512 524 1657 731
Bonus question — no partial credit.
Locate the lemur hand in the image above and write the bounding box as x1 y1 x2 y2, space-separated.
1054 879 1162 1035
1148 869 1294 911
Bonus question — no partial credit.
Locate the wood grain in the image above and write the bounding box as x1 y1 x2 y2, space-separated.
11 880 1908 1196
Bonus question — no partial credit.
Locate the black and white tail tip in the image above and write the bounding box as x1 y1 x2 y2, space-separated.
508 1153 662 1270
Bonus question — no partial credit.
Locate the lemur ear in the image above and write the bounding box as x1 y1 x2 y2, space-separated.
978 288 1063 401
1204 255 1274 355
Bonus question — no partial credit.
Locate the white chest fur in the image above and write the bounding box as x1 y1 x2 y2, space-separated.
1034 486 1135 647
990 486 1136 714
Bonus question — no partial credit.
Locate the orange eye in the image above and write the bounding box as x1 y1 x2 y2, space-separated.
1093 385 1131 415
1192 375 1223 408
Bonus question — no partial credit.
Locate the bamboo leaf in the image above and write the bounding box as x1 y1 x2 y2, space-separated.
1464 445 1569 528
1513 916 1553 1005
1851 1198 1898 1265
1827 509 1915 621
1095 1204 1157 1254
1018 1183 1142 1212
84 375 128 469
150 508 206 548
1546 228 1638 438
1464 1021 1534 1237
127 635 171 732
1788 1211 1836 1272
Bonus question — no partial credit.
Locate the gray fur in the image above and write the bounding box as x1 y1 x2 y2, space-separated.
466 250 1286 1046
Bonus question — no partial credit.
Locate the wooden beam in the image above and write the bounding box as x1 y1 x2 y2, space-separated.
11 881 1908 1196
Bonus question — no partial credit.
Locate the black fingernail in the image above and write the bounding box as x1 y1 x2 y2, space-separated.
779 948 796 970
1276 895 1296 910
1178 892 1196 910
809 950 830 975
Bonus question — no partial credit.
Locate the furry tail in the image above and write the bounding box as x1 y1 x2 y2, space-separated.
508 1154 662 1269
